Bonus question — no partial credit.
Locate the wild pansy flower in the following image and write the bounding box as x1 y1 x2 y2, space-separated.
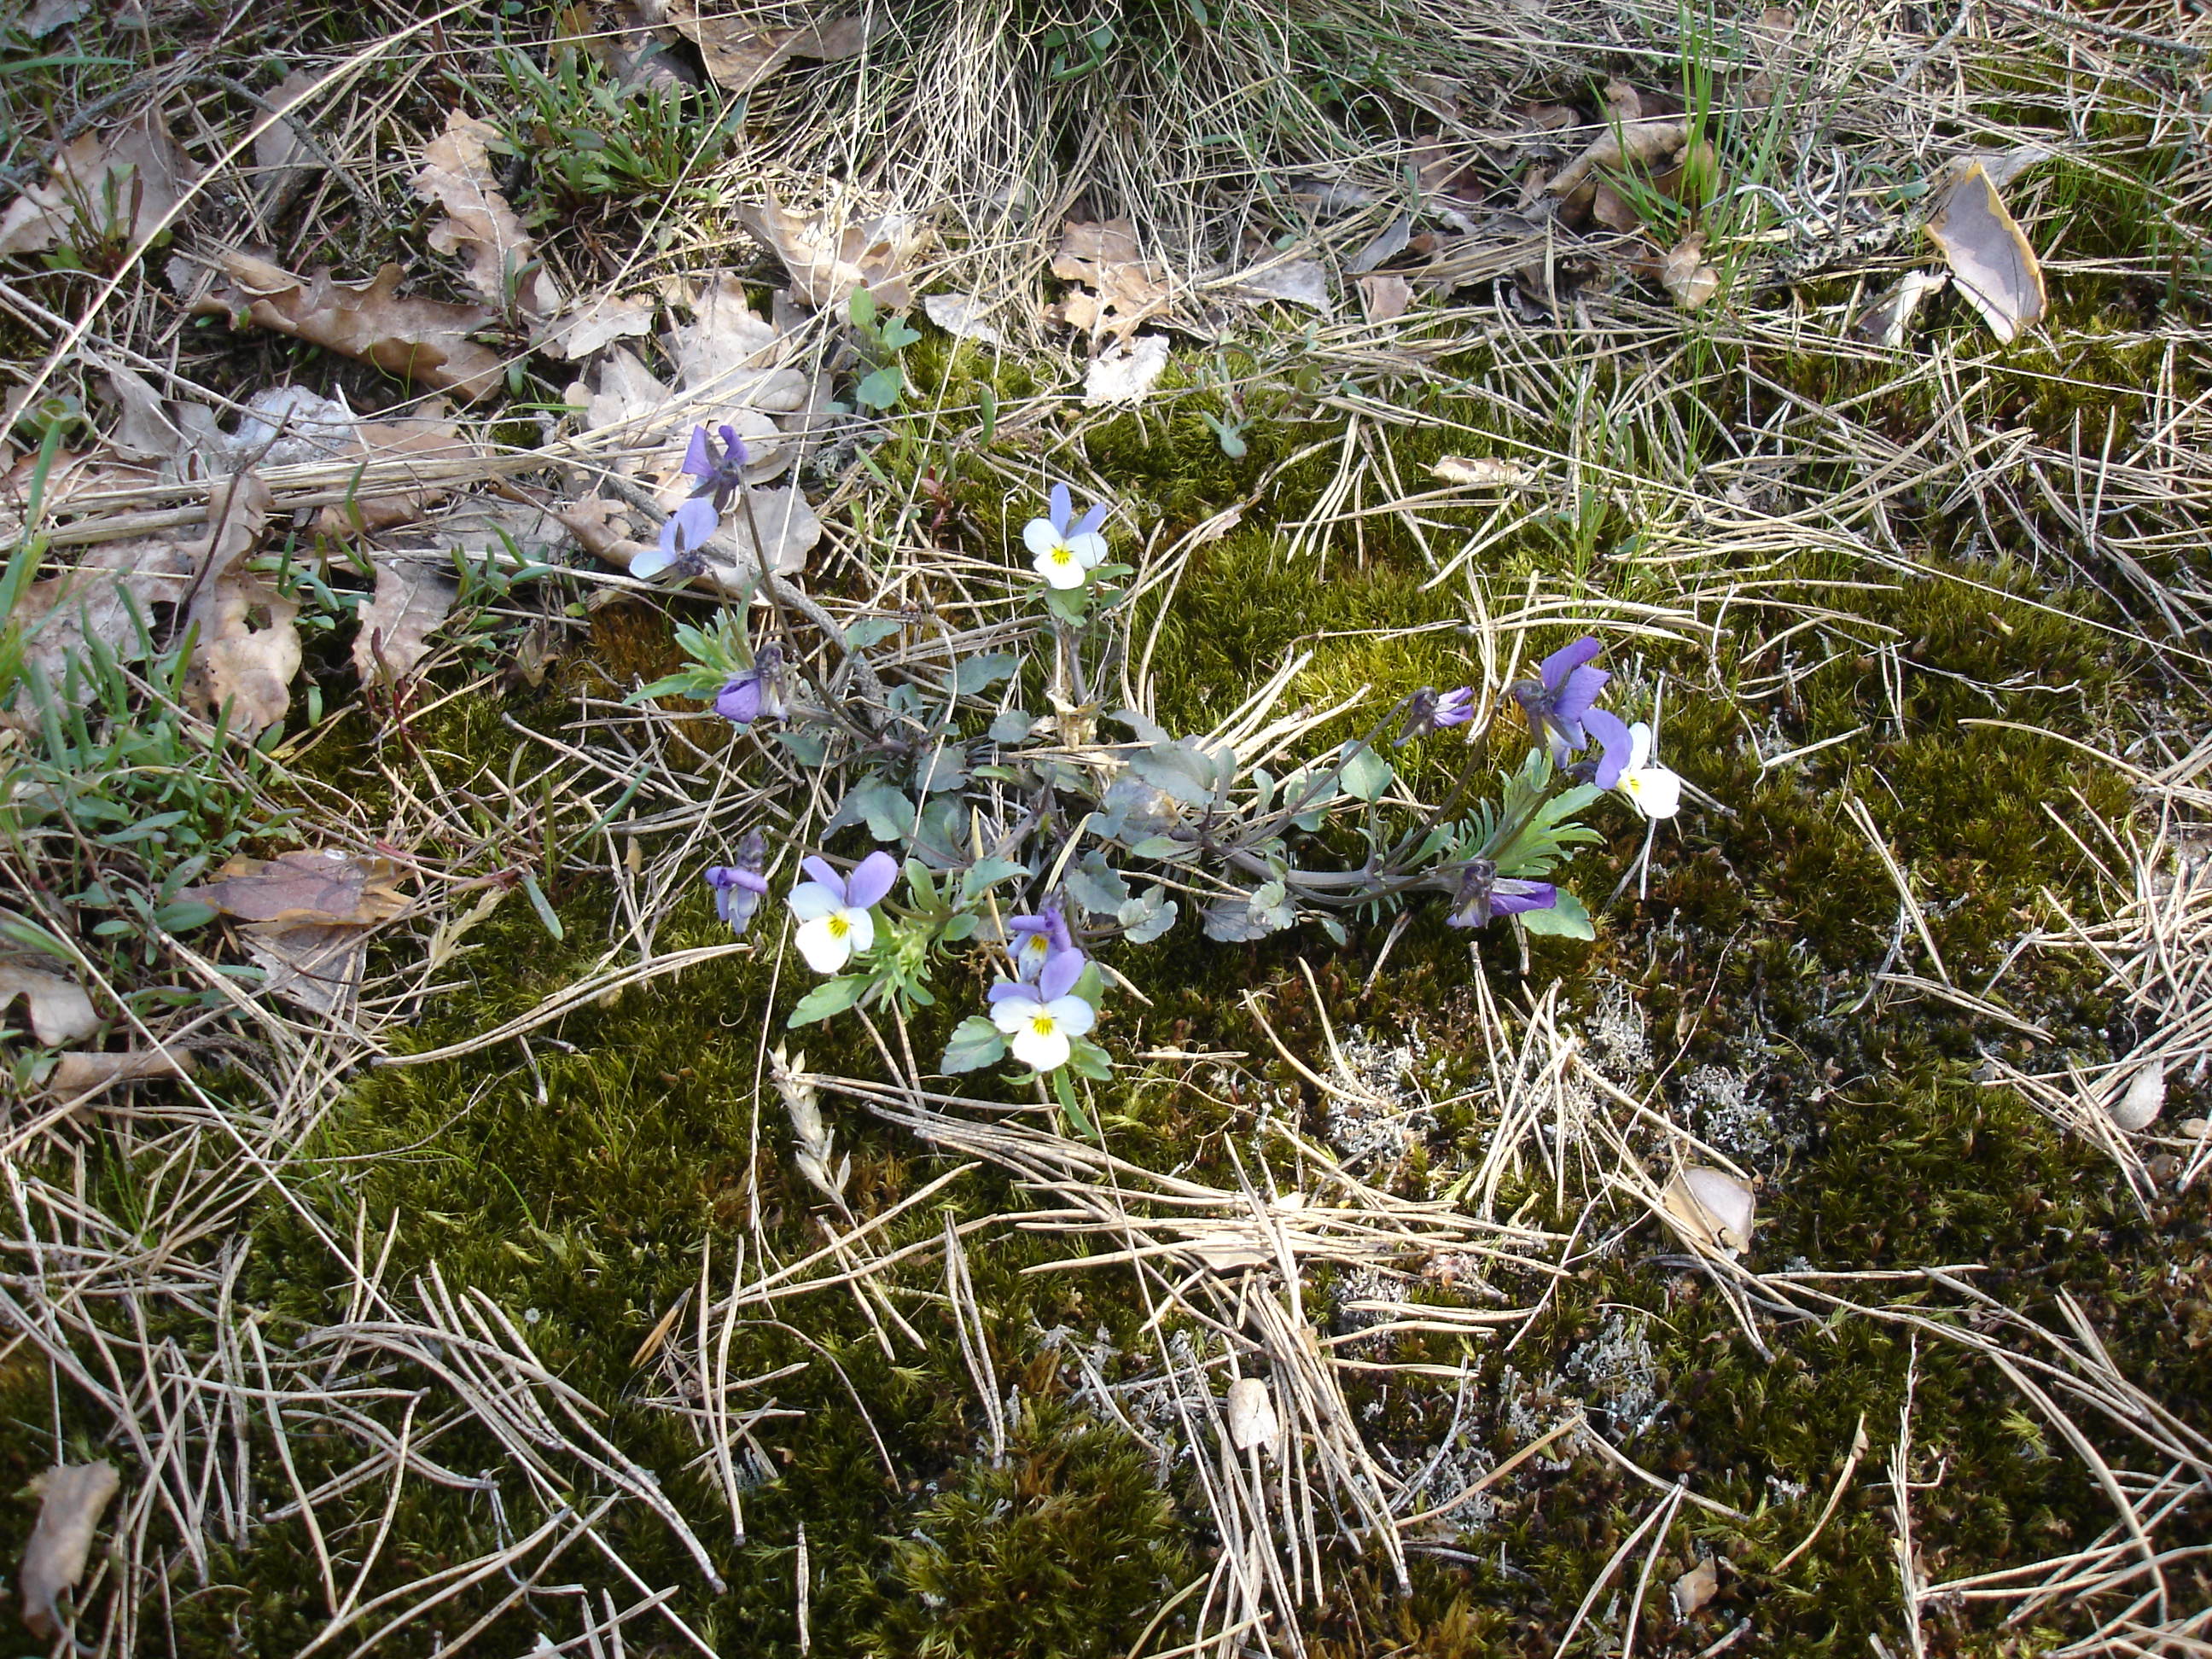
704 830 770 935
1398 685 1476 744
1007 901 1076 981
713 643 786 726
788 851 899 974
987 946 1096 1071
1447 858 1557 928
633 425 750 579
1615 721 1682 819
1023 482 1109 590
1512 636 1636 785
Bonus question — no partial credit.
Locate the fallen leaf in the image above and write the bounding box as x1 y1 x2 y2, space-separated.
244 921 370 1016
663 273 791 399
0 113 194 258
1348 215 1412 275
311 405 482 537
922 293 1006 347
352 556 459 683
1084 334 1171 405
1660 233 1720 309
45 1049 192 1101
1357 272 1413 322
0 963 99 1045
190 248 504 401
1853 270 1948 348
1660 1166 1756 1255
180 473 297 735
19 1463 119 1640
1226 1376 1279 1452
1225 258 1332 311
414 111 562 317
1671 1555 1720 1618
1546 119 1691 203
738 197 928 310
540 292 655 360
1430 455 1534 488
253 70 324 215
9 530 200 697
1050 218 1172 337
1924 162 2046 344
182 847 410 926
21 0 90 38
668 1 882 91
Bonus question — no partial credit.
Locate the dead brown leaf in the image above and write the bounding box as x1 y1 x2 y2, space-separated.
19 1463 119 1640
414 111 562 317
253 70 324 216
352 556 458 683
182 847 410 926
540 292 655 360
1925 162 2046 344
10 530 199 697
311 405 482 538
1356 272 1413 323
244 921 370 1016
45 1048 193 1102
0 963 99 1045
1430 455 1535 489
669 2 883 91
1048 218 1172 338
190 249 504 402
180 474 299 736
0 113 193 258
738 198 927 310
1854 270 1949 348
1546 119 1691 203
1660 232 1720 309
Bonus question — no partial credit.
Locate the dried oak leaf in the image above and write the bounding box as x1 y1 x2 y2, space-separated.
0 963 99 1045
46 1049 193 1101
669 2 883 91
352 556 459 683
1084 334 1171 405
180 473 299 736
1048 218 1171 338
311 404 483 538
10 530 199 697
414 111 562 317
1545 119 1691 207
190 248 504 402
1659 232 1720 309
1924 162 2046 344
540 292 655 361
1357 272 1414 322
0 113 193 258
19 1463 120 1640
183 847 410 926
738 197 927 311
244 921 370 1017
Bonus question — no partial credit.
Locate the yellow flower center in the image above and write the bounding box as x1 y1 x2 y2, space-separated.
826 915 851 940
1049 546 1074 566
1029 1014 1057 1038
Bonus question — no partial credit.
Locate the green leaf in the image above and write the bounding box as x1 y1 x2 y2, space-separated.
958 857 1029 905
847 286 877 329
519 871 564 940
843 617 902 649
1042 584 1091 624
1338 742 1393 802
880 318 922 350
1519 888 1595 940
777 727 830 766
155 900 218 933
954 650 1021 694
940 1015 1008 1074
1131 740 1220 807
788 975 866 1027
855 365 904 410
1052 1064 1099 1137
1127 834 1196 861
1065 853 1130 916
1065 1034 1113 1083
989 708 1033 745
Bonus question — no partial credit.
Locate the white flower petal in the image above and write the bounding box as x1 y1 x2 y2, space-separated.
840 905 876 956
992 994 1046 1035
795 914 855 973
1064 531 1109 568
1624 765 1682 819
1033 549 1088 590
1022 518 1062 556
1046 994 1096 1038
1010 1019 1072 1072
1627 720 1655 773
789 882 842 923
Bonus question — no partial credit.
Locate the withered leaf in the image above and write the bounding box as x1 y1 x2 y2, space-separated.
1430 455 1534 489
1660 232 1720 310
191 249 504 402
244 921 370 1017
738 198 927 311
181 473 298 736
311 404 482 538
352 556 459 683
1357 272 1414 323
0 113 193 258
922 293 1006 347
1049 218 1171 338
183 848 410 926
414 111 562 317
1223 258 1331 311
0 963 99 1046
45 1049 192 1101
1854 270 1948 348
1924 162 2046 344
540 292 655 361
20 1463 120 1640
1084 334 1171 405
669 1 882 90
9 531 198 699
1546 119 1691 202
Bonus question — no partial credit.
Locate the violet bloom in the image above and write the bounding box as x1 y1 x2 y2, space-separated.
704 830 771 935
1398 685 1477 744
713 644 786 727
634 497 718 579
788 851 899 974
1447 858 1557 928
1007 901 1076 980
683 422 751 511
987 946 1096 1072
1512 637 1633 784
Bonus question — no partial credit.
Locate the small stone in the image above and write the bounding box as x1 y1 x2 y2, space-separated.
1661 1167 1756 1255
2180 1118 2211 1139
2109 1060 2165 1132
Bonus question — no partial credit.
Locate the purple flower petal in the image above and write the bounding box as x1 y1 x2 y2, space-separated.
1550 662 1610 727
1037 946 1086 1003
1072 501 1108 538
1583 707 1633 790
1489 879 1557 916
1435 687 1476 727
714 673 763 725
1539 636 1603 692
800 856 844 899
843 851 899 911
718 423 748 469
1008 913 1051 937
683 425 713 478
1049 481 1073 536
987 979 1033 1006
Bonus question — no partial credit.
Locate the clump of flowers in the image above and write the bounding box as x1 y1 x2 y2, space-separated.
632 423 749 580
